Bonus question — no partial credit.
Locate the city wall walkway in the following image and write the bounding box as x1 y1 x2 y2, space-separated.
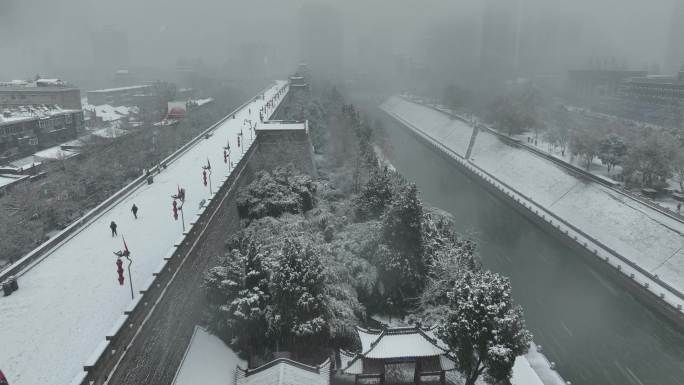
0 81 289 385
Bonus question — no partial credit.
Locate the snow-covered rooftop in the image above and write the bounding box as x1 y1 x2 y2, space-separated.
88 85 150 94
91 127 129 138
356 326 448 359
0 104 80 125
191 98 213 107
235 358 331 385
0 79 74 89
83 103 137 122
0 174 27 188
171 326 245 385
33 144 78 161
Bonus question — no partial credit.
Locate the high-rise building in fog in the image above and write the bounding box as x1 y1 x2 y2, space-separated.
298 3 343 80
424 19 480 86
665 1 684 74
480 0 518 83
91 27 130 76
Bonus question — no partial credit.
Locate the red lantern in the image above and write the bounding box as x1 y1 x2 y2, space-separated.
202 170 208 186
223 149 228 164
116 258 124 286
172 200 178 220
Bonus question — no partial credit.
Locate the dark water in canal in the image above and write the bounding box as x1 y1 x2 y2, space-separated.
380 113 684 385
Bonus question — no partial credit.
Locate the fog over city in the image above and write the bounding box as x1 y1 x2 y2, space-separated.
0 0 679 82
2 1 684 385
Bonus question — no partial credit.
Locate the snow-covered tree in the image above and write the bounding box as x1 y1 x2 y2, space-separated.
354 166 393 220
623 130 677 188
437 271 532 385
598 133 627 173
672 148 684 192
204 243 271 355
382 183 423 258
267 237 329 353
443 84 472 112
372 183 425 307
236 166 315 220
421 241 479 312
490 84 540 136
569 125 602 169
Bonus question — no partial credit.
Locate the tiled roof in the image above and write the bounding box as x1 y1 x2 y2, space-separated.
340 326 457 375
357 326 448 359
234 358 331 385
339 349 363 375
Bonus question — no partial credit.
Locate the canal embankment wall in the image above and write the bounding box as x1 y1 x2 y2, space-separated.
380 96 684 327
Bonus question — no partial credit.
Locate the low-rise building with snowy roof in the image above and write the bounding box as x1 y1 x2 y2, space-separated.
86 85 152 106
0 104 84 161
82 103 139 128
234 357 331 385
340 326 456 385
0 78 81 110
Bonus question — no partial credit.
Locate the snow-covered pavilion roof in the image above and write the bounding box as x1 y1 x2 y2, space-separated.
341 326 457 375
234 358 331 385
357 326 448 359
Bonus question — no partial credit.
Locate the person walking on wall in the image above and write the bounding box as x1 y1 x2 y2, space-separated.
131 204 138 219
110 221 118 237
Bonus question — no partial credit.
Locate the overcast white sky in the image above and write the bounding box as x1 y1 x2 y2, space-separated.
0 0 678 79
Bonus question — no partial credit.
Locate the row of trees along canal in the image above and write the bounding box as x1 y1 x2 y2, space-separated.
202 86 531 385
443 81 684 190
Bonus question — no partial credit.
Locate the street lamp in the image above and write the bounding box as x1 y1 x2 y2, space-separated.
223 139 231 170
202 159 213 194
113 237 134 300
172 186 186 232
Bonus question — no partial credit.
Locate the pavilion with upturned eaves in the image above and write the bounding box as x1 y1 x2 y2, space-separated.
340 326 457 385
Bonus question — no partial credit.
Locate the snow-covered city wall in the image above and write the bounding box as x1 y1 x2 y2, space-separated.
253 120 316 176
381 96 684 320
0 82 290 385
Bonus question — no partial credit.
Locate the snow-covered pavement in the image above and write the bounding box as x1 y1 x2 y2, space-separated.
382 96 684 312
0 81 288 385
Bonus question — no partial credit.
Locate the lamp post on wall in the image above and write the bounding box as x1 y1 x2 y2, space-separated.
172 186 186 232
223 139 231 170
113 237 134 300
202 158 213 195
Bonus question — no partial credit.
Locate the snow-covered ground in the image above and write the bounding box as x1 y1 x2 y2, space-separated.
0 81 288 385
171 326 245 385
382 96 684 309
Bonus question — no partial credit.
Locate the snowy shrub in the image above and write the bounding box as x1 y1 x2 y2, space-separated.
236 166 315 220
